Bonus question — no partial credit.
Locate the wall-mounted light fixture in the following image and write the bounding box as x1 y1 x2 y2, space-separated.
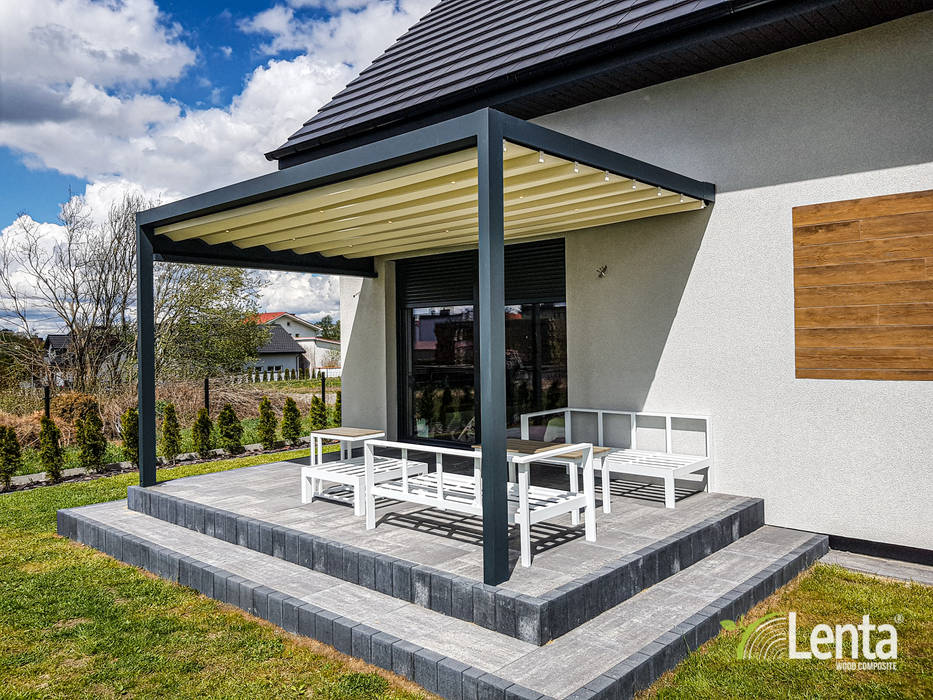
596 265 608 278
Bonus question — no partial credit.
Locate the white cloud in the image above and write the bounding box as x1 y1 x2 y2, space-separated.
261 272 341 321
239 0 435 65
0 0 195 90
1 0 435 327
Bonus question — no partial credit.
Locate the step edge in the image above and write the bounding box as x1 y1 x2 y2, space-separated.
121 485 764 646
56 507 553 700
562 532 830 699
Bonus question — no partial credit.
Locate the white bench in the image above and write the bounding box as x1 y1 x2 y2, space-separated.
521 408 711 510
301 455 428 516
363 439 596 567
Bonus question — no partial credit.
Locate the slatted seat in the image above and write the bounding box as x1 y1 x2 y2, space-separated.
364 439 596 567
301 455 428 516
522 408 712 510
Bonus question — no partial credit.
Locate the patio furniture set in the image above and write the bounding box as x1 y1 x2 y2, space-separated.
302 409 711 566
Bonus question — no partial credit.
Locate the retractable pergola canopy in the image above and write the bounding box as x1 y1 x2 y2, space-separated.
154 141 706 260
136 108 714 584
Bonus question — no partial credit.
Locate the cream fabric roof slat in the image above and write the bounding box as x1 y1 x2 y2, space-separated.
161 144 539 243
157 148 480 240
199 150 579 248
303 186 667 256
230 160 608 252
337 200 706 259
153 140 706 259
322 194 694 258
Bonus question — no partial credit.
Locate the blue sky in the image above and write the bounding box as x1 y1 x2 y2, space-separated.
0 0 335 223
0 0 434 329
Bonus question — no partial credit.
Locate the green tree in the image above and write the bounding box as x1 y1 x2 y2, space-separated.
39 417 64 482
258 397 277 450
192 408 214 459
217 404 244 454
333 390 342 427
281 397 302 445
160 403 182 463
155 266 269 380
0 426 23 489
121 406 139 465
75 404 107 473
317 315 340 340
309 395 327 432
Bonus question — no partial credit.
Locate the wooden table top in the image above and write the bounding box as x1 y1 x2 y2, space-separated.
471 438 611 460
309 427 384 438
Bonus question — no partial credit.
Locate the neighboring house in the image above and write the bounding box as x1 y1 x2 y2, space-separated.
256 311 321 339
295 335 340 371
253 325 304 375
135 1 933 565
255 311 340 370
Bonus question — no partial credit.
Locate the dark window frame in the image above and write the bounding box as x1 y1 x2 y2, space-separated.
395 238 566 445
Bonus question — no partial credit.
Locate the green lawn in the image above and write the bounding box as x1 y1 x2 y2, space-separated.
2 449 929 700
644 563 933 699
0 450 429 700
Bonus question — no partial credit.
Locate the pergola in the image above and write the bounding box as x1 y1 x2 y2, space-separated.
136 108 715 584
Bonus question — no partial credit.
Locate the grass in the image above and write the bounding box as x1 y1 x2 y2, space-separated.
643 563 933 699
0 450 429 700
259 378 341 394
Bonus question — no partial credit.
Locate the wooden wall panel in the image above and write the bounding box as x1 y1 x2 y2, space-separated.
793 189 933 380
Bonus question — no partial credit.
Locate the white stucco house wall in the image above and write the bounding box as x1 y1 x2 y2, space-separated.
338 11 933 555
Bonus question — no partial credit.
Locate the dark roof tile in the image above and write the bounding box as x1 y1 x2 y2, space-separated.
258 325 305 355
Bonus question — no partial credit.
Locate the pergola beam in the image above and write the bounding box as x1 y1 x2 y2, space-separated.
476 112 509 585
134 107 715 587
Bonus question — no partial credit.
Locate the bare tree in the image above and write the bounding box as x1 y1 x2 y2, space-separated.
1 189 269 392
0 192 145 390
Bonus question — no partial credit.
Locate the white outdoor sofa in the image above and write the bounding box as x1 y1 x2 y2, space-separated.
301 455 428 516
363 439 596 567
521 408 712 510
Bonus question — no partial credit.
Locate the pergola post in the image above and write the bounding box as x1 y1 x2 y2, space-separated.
137 221 157 487
477 112 509 585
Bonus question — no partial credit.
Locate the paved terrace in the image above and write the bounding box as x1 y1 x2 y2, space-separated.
148 456 751 595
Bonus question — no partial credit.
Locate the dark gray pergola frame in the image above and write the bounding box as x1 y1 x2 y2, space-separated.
136 108 714 585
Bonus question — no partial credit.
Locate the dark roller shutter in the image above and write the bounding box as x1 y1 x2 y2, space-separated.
505 239 565 304
397 238 564 307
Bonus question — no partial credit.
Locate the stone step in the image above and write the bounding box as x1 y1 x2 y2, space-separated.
58 500 827 700
125 482 765 645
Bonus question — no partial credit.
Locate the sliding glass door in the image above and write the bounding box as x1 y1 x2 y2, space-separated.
403 303 566 443
397 239 567 445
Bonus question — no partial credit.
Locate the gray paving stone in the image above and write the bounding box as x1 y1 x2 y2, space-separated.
352 624 377 663
438 657 470 700
69 483 825 700
371 631 399 670
414 648 443 694
333 616 357 655
392 640 421 680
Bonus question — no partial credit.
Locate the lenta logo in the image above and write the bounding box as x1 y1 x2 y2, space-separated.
723 612 898 670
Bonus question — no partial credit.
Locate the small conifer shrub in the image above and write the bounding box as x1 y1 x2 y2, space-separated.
160 403 182 463
121 406 139 465
192 408 214 459
217 404 244 454
0 426 23 489
257 397 277 450
281 397 302 445
76 403 107 472
39 417 64 482
309 395 327 432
